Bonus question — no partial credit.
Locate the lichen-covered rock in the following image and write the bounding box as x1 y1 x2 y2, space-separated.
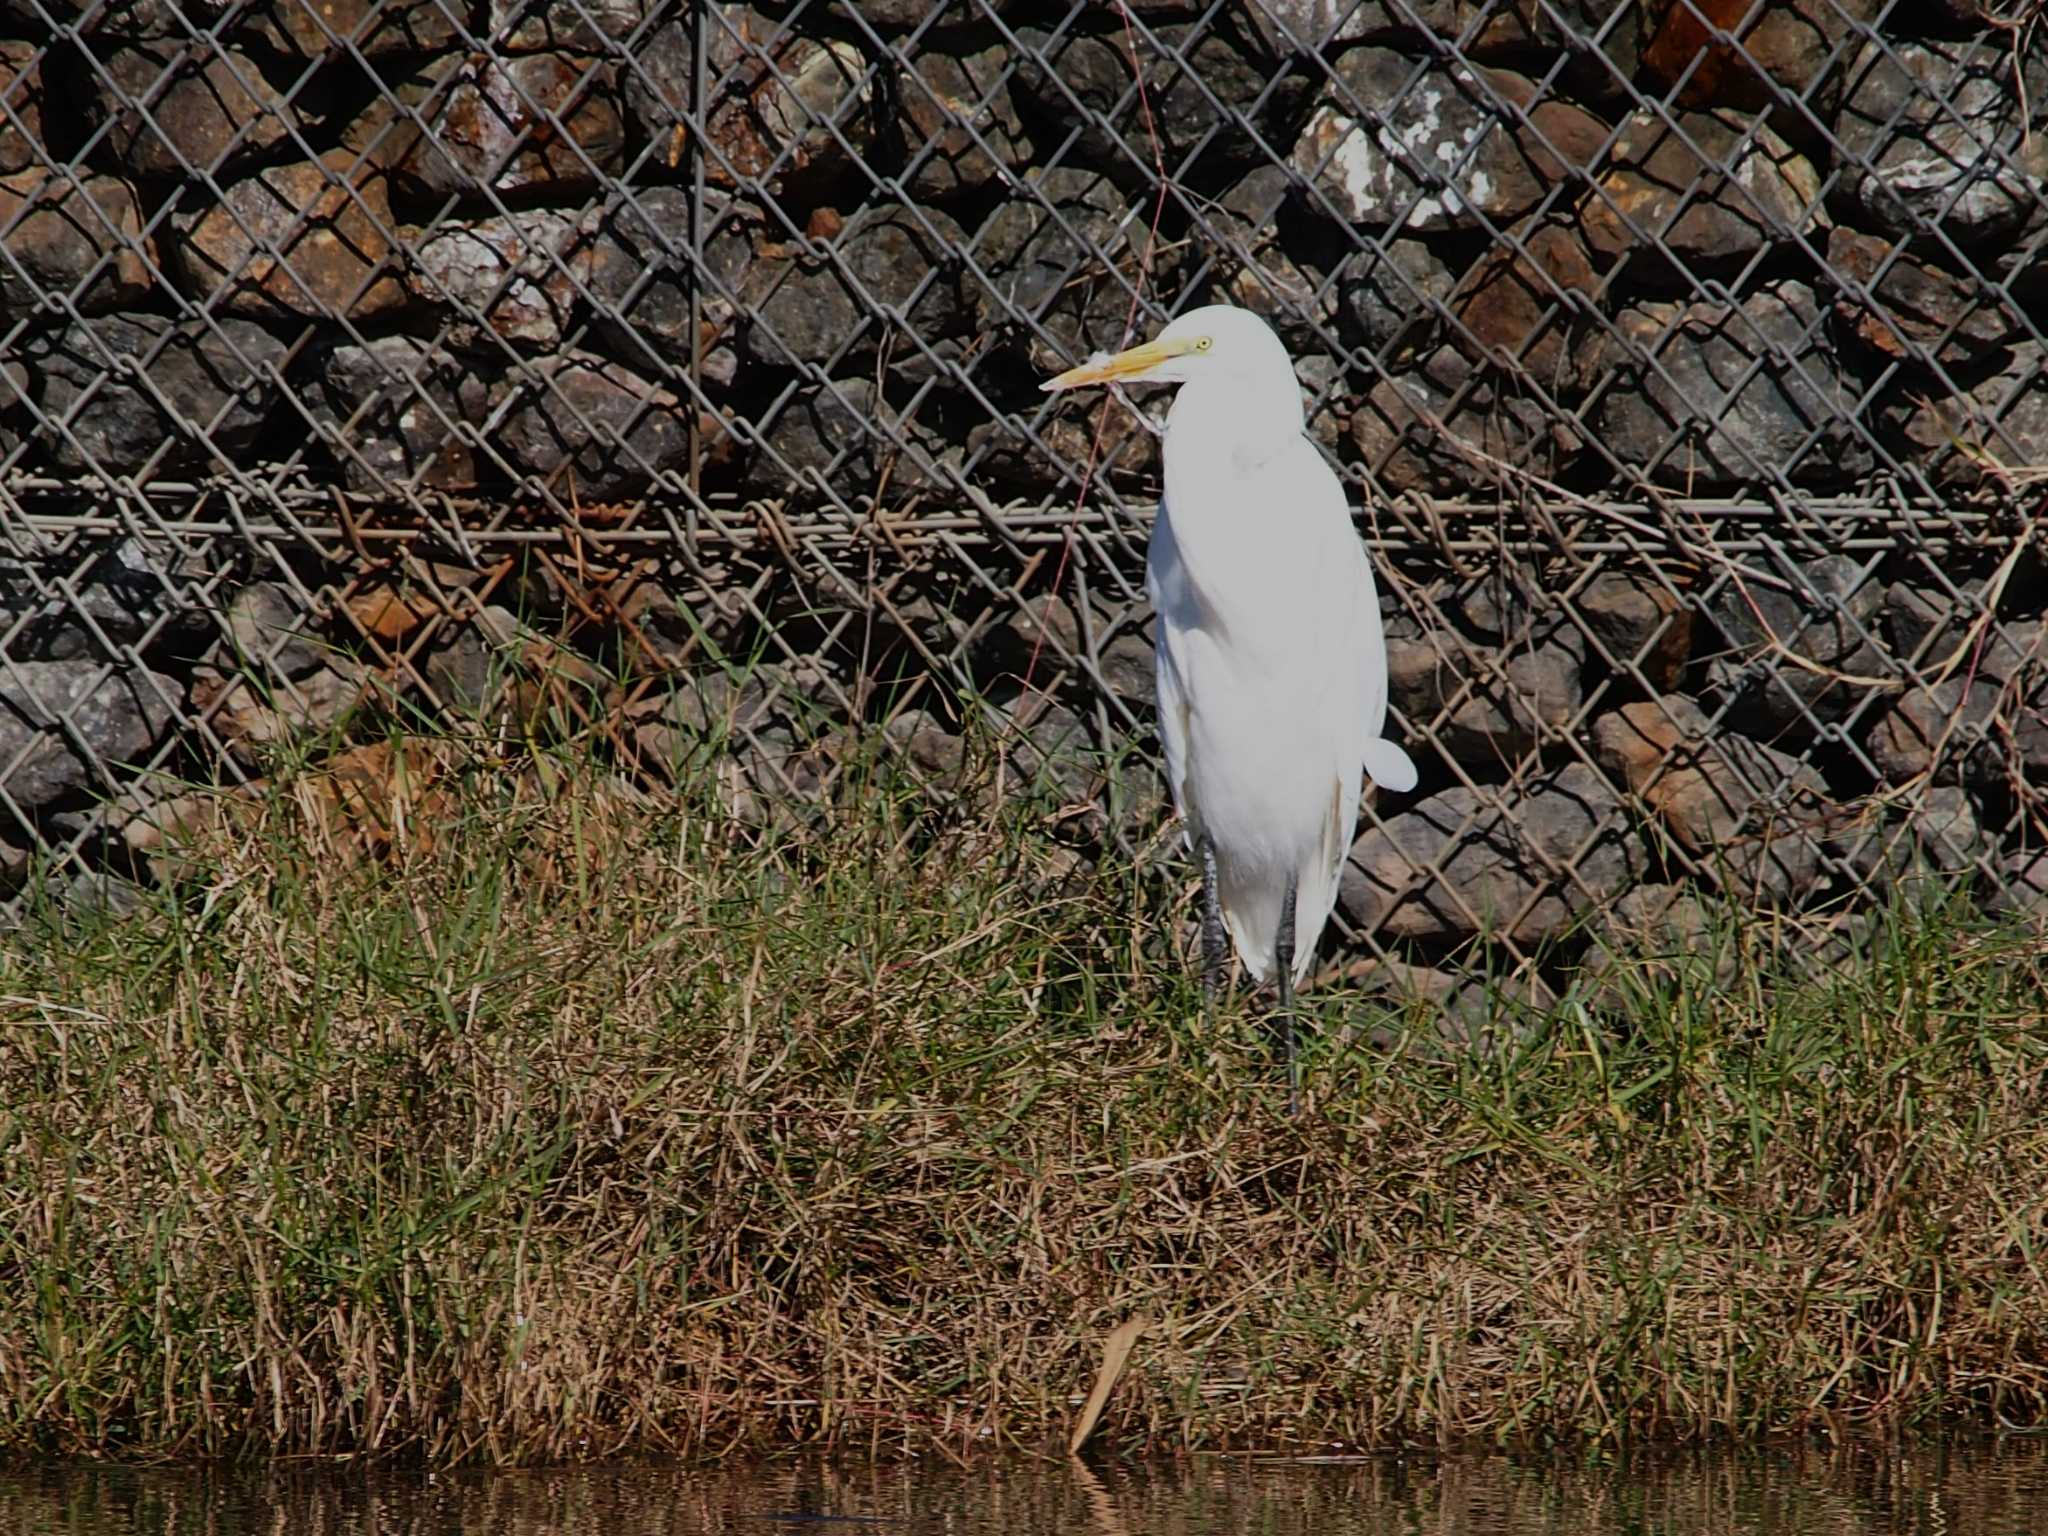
899 43 1032 201
0 661 176 810
174 153 407 320
1340 762 1640 945
0 171 156 312
1835 36 2048 244
1582 109 1825 269
1290 48 1605 231
1827 228 2017 371
313 336 500 494
1594 695 1830 904
1585 280 1871 489
410 208 592 352
95 39 306 179
15 313 286 476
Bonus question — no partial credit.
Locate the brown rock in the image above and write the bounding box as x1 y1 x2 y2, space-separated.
1447 218 1596 381
0 170 156 312
486 0 648 51
0 41 46 175
1340 762 1641 945
1385 615 1584 765
1577 569 1691 689
1594 695 1830 903
1837 785 1986 903
1868 670 2048 788
498 352 713 498
1583 110 1825 268
1641 0 1876 119
1710 553 1887 737
98 40 303 179
1290 48 1606 231
392 53 625 200
313 336 499 494
1891 341 2048 485
900 43 1031 202
700 6 876 202
247 0 461 59
1829 228 2017 370
1351 345 1579 496
174 152 406 320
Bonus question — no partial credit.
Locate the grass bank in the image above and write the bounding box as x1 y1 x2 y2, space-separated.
2 731 2046 1464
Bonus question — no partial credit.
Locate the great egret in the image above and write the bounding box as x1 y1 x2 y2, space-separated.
1043 305 1417 1109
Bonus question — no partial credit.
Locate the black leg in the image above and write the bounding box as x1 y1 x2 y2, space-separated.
1275 873 1299 1118
1200 833 1226 1004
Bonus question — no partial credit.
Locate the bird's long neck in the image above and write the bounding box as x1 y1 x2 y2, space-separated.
1165 369 1304 460
1156 370 1312 640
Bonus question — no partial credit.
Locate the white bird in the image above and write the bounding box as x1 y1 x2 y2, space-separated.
1042 305 1417 1108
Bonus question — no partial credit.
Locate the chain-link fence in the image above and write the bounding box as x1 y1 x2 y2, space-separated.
2 0 2045 994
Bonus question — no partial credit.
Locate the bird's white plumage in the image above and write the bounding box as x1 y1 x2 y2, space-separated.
1056 306 1415 986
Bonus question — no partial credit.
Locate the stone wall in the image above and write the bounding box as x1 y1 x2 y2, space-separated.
1 1 2045 973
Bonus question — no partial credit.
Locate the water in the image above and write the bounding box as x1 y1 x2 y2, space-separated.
4 1441 2045 1534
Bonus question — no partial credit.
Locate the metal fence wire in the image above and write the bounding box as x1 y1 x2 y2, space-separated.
2 0 2045 994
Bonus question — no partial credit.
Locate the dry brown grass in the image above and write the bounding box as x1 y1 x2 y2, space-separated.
1 732 2046 1465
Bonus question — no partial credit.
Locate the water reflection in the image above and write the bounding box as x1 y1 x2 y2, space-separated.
3 1440 2045 1535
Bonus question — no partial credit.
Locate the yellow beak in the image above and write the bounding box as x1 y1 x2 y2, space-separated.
1040 337 1192 392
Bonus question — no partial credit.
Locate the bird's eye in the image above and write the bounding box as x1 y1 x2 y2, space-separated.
1196 337 1213 352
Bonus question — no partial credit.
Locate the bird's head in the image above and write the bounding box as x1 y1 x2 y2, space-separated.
1040 305 1294 395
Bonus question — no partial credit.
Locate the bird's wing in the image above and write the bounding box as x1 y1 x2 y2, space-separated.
1146 497 1198 846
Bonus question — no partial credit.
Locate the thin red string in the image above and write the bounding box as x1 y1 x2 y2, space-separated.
1020 0 1173 704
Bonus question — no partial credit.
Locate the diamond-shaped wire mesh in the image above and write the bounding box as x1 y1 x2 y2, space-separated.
1 0 2044 986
